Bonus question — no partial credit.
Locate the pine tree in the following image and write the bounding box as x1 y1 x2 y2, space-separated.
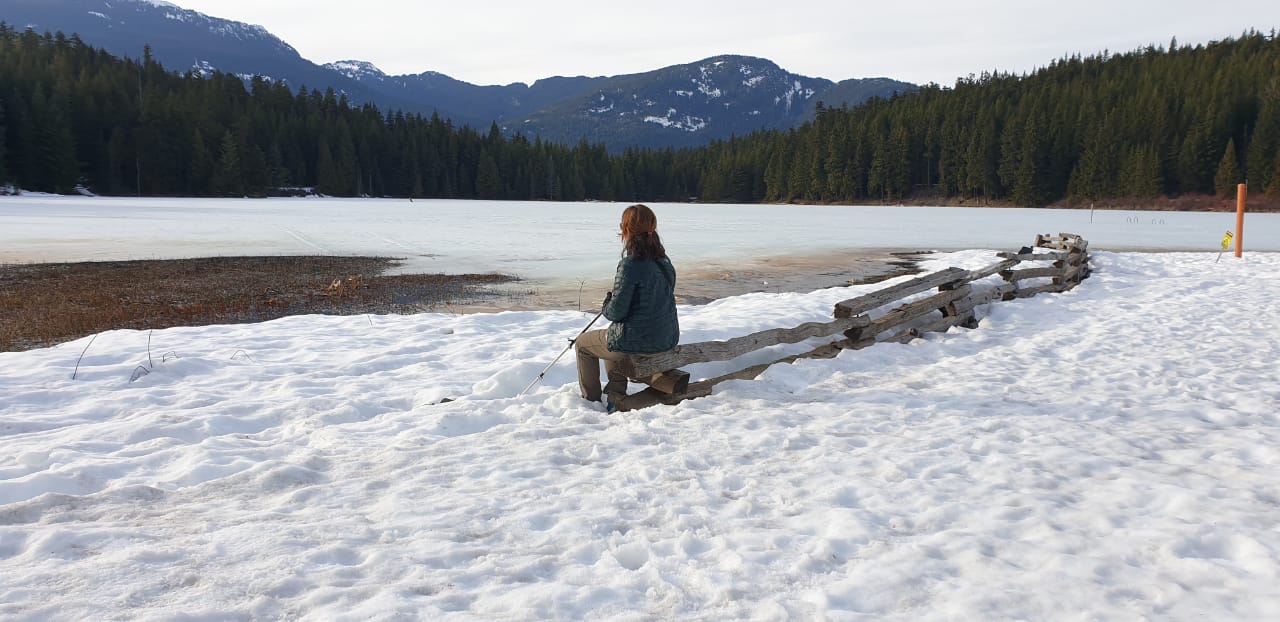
0 99 7 184
213 131 243 196
1214 138 1241 197
474 150 502 199
822 125 852 200
267 142 291 190
411 170 424 199
997 107 1027 200
242 144 269 197
789 130 822 201
1177 117 1217 194
187 128 212 194
1267 154 1280 199
1010 108 1053 206
315 139 339 196
867 131 889 201
333 121 358 196
868 123 909 201
396 142 419 198
1119 145 1162 198
25 85 81 193
106 126 134 195
886 123 911 200
964 115 1000 200
1245 89 1280 192
731 164 756 202
562 163 585 201
936 115 963 195
1068 116 1119 202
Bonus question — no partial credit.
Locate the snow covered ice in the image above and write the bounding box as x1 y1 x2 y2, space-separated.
1 198 1279 619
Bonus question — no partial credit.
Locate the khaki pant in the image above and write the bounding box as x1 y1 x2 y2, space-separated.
575 329 628 402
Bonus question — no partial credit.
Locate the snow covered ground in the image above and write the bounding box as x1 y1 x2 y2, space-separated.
2 248 1277 620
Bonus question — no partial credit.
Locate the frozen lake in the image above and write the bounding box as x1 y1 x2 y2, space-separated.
2 196 1274 303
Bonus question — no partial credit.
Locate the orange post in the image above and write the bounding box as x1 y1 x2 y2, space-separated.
1235 183 1246 257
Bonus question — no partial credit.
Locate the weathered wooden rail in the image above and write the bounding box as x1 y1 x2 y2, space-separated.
613 233 1091 411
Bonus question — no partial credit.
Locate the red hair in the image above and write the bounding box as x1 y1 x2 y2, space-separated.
620 204 666 260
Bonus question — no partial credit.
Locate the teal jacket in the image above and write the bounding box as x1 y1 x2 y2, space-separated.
604 255 679 354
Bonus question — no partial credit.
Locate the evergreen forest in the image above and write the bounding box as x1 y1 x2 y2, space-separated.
2 23 1278 207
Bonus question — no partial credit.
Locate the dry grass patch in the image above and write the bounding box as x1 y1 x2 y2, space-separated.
0 256 514 352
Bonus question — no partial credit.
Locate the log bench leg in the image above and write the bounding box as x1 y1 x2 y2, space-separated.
616 388 670 412
644 369 690 395
614 369 691 412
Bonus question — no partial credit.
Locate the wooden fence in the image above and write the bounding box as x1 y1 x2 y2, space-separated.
614 233 1091 411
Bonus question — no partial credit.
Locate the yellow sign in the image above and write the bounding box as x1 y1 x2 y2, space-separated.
1221 231 1234 250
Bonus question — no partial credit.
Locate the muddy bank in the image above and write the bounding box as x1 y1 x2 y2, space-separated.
1 251 921 351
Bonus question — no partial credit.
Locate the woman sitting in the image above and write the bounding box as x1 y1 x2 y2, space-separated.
575 204 679 410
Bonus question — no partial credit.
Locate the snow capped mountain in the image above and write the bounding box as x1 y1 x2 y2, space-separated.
93 0 295 57
4 0 293 67
511 55 908 150
326 60 388 82
4 1 914 150
667 55 827 118
0 0 443 117
319 52 898 148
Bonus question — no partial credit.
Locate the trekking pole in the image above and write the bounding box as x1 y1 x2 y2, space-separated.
519 292 611 396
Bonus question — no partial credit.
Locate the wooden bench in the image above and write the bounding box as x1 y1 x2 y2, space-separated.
612 315 871 411
605 233 1091 412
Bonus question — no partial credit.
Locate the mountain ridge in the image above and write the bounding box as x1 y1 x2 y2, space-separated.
0 0 916 149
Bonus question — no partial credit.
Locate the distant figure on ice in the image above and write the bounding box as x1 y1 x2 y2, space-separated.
576 204 679 411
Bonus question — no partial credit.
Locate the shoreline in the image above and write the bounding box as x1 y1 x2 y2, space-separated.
438 248 921 313
0 251 921 352
4 190 1276 212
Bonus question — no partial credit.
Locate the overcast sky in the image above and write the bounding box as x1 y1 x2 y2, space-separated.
172 0 1276 86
